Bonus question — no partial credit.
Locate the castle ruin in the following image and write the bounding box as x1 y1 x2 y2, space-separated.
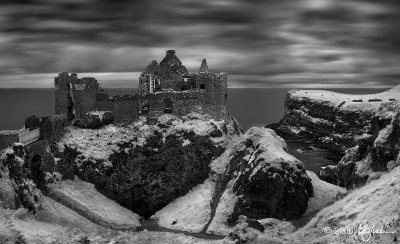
55 50 228 123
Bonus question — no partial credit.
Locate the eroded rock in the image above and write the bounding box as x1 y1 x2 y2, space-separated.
320 101 400 188
227 127 313 221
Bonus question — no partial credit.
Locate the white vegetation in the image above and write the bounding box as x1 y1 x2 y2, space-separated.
206 179 238 235
304 171 346 216
0 202 227 244
48 177 141 227
2 101 399 242
284 166 400 243
152 178 215 232
153 127 321 236
60 113 228 166
290 84 400 112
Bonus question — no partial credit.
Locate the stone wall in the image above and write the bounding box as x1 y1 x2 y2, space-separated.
24 140 55 173
71 77 100 117
55 71 229 125
96 99 140 124
55 73 100 120
40 115 68 141
197 72 227 107
25 115 41 130
55 72 78 116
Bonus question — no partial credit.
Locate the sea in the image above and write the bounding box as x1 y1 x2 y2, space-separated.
0 87 386 174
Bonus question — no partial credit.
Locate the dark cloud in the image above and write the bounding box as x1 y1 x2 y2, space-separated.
0 0 400 88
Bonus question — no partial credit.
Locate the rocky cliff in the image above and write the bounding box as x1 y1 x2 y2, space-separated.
0 144 42 213
56 111 315 230
221 127 313 221
320 100 400 187
152 127 318 237
57 113 241 218
271 85 400 156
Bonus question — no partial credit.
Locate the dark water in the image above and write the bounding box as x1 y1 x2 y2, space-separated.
0 87 386 173
285 140 339 174
0 89 55 130
0 87 386 131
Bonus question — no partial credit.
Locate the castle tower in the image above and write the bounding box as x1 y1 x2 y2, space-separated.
54 72 100 120
199 58 209 73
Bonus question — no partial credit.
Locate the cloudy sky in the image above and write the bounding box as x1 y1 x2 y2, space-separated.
0 0 400 88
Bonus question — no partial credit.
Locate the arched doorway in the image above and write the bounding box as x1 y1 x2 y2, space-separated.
31 154 44 185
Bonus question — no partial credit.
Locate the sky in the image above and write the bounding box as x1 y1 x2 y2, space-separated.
0 0 400 88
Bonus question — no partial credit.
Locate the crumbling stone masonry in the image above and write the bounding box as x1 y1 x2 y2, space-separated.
54 50 229 123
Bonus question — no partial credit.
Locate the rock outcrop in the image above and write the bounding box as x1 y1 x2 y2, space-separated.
320 100 400 187
152 126 314 235
58 113 240 218
0 146 42 213
271 86 400 155
253 165 400 243
0 174 17 209
213 127 313 225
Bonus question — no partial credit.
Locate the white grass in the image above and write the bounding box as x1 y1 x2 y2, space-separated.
289 84 400 113
60 112 228 164
152 178 215 232
48 177 140 227
305 171 346 216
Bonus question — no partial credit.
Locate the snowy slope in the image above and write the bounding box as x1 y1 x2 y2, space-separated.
152 178 215 232
254 166 400 243
48 177 141 227
290 84 400 112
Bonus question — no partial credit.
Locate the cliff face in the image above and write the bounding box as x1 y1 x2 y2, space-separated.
57 113 241 218
152 127 315 236
320 100 400 187
272 86 400 155
0 145 42 213
223 127 313 221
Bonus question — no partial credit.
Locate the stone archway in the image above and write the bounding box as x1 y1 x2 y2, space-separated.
31 154 44 184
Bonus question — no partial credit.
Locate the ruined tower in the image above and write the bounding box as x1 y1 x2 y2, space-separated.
54 72 100 120
199 58 209 73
